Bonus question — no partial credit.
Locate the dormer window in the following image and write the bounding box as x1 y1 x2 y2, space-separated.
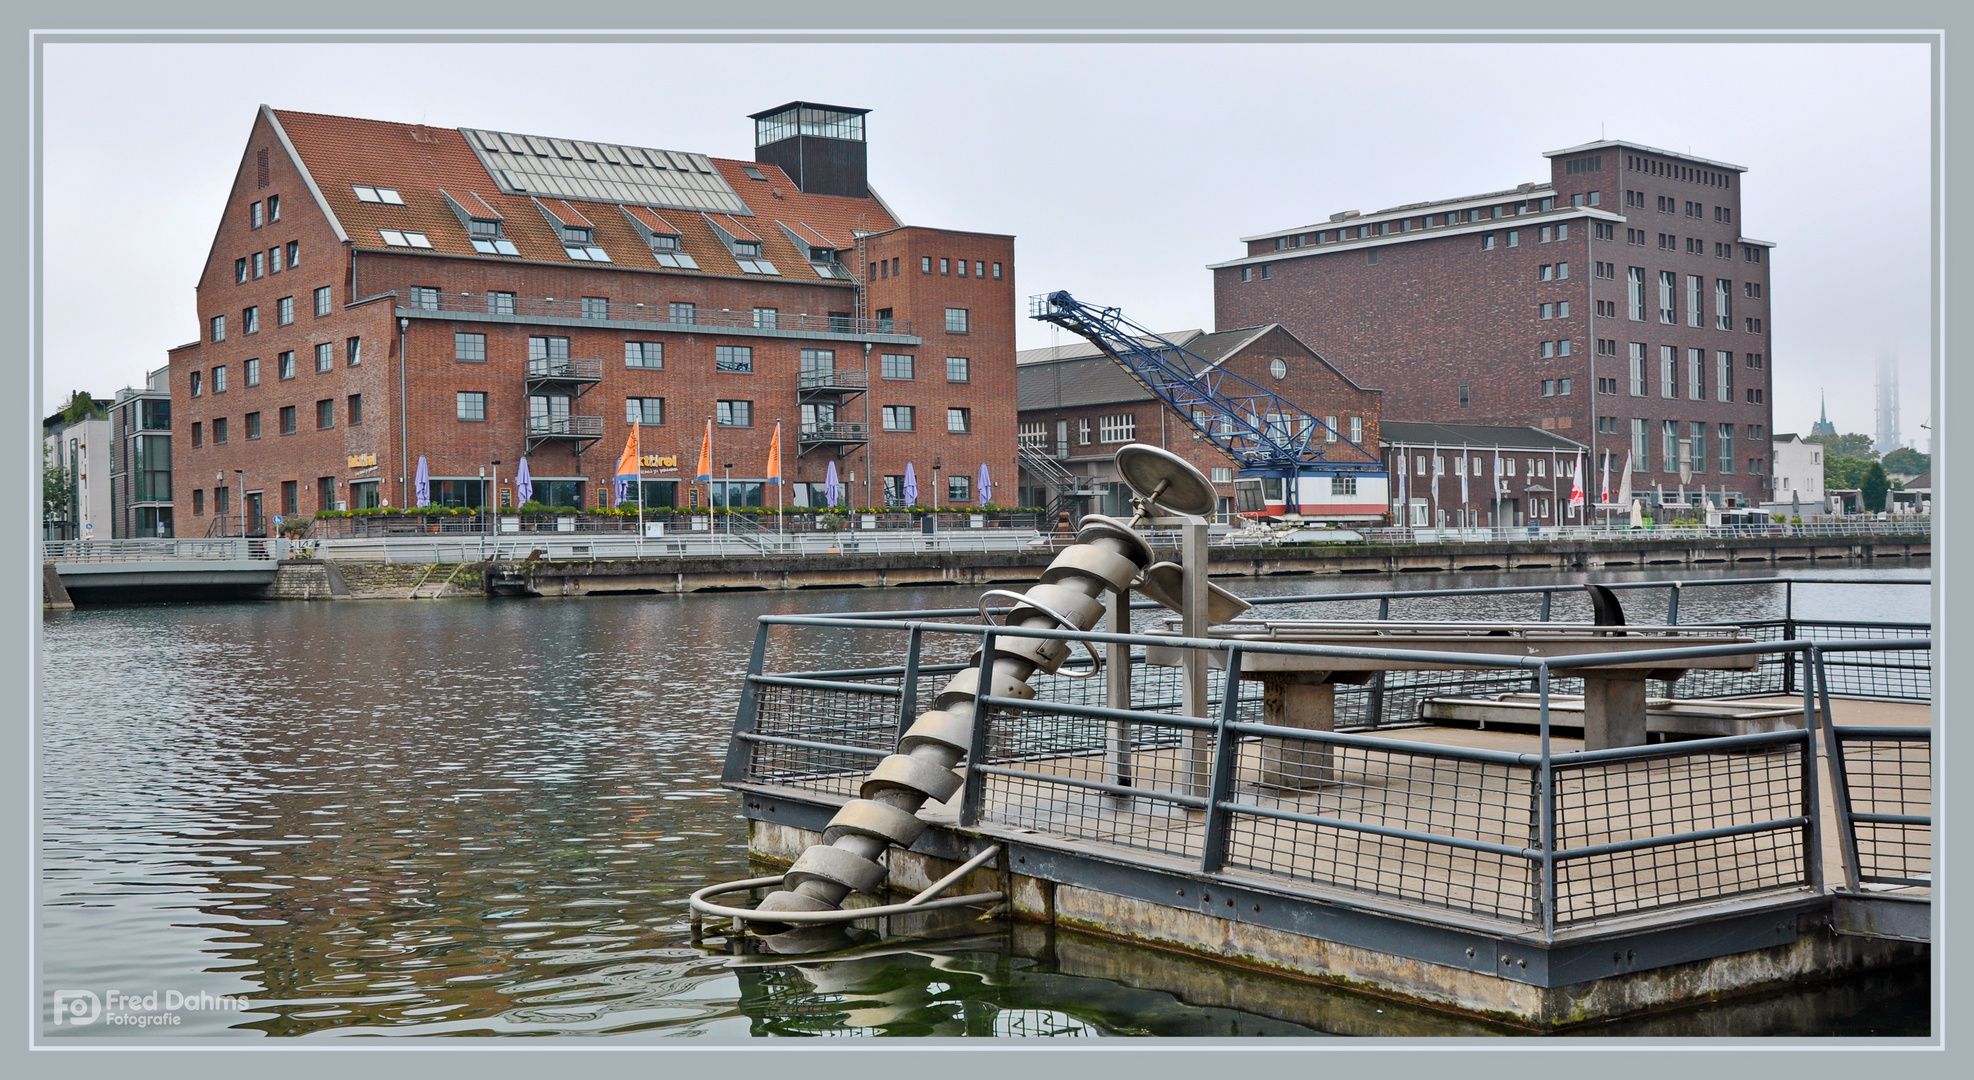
353 185 405 205
742 166 766 181
534 197 610 262
620 205 699 269
705 213 779 275
441 190 519 256
468 218 519 256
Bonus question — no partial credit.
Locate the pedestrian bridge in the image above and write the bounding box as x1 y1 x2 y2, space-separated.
45 538 286 592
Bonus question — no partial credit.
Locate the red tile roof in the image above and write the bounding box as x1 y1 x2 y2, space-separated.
268 107 901 281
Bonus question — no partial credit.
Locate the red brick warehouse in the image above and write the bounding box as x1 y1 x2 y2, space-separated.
169 101 1018 530
1211 140 1775 511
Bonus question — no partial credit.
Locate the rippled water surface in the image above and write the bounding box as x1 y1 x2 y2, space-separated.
39 565 1930 1037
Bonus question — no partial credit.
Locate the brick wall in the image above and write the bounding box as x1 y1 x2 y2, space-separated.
1214 146 1772 505
172 115 1020 522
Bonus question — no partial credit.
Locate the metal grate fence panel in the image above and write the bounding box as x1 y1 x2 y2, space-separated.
1221 738 1540 923
1834 730 1932 887
976 707 1211 862
1551 739 1810 923
744 678 900 797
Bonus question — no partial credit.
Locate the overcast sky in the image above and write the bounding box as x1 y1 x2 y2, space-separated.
41 41 1931 447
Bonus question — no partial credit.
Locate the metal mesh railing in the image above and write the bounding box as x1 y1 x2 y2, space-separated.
1222 735 1540 923
1550 735 1811 924
742 676 900 797
976 707 1211 862
1830 729 1931 888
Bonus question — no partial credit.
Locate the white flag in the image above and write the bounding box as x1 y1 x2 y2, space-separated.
1494 451 1506 495
1600 452 1611 505
1569 452 1586 509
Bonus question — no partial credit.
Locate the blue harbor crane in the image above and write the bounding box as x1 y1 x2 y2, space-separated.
1029 290 1386 517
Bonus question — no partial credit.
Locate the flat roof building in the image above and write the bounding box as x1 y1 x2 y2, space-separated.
1213 140 1774 511
109 366 174 538
169 103 1016 532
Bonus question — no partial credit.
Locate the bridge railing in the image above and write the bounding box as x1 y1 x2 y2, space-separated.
45 538 286 563
1233 519 1932 547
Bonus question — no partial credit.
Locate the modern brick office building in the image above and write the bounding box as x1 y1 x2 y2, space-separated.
1212 140 1775 510
169 102 1016 532
1014 325 1385 522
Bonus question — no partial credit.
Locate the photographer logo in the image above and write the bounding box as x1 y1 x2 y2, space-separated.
51 990 100 1026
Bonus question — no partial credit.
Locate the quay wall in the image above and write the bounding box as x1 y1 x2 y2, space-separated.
370 532 1927 599
44 533 1929 605
742 818 1925 1030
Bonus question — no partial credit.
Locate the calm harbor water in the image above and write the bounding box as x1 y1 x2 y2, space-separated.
39 564 1930 1038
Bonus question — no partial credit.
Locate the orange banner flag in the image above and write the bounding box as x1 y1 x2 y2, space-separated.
765 420 782 484
695 418 713 482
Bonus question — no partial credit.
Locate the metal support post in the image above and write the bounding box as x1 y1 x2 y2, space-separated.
1796 643 1825 892
1813 646 1864 892
1538 664 1557 942
896 624 923 740
1199 646 1245 874
1182 518 1211 796
1666 581 1681 625
1106 585 1134 789
1364 597 1391 727
959 629 997 827
720 622 773 784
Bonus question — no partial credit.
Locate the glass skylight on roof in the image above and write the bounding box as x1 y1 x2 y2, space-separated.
379 229 431 249
735 259 779 276
653 252 698 269
354 185 405 205
461 128 751 216
565 246 612 262
471 238 521 256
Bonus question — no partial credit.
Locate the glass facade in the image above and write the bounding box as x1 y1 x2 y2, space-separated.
754 106 865 146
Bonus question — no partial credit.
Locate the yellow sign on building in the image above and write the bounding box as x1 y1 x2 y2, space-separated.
641 453 679 470
347 453 377 469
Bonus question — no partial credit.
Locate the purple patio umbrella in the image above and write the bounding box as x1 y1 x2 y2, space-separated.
976 463 992 507
414 455 430 507
515 457 533 505
902 462 918 507
824 460 841 508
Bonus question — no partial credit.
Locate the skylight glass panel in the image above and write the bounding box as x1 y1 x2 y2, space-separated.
354 185 381 202
378 188 405 205
736 259 780 275
471 239 498 254
584 247 610 262
379 228 406 245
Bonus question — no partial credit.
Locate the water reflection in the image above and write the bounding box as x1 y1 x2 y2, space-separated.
40 565 1928 1037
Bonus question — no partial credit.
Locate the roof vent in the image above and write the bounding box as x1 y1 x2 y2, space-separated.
1329 210 1360 222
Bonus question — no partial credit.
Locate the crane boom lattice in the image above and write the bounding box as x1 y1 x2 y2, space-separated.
1028 291 1382 477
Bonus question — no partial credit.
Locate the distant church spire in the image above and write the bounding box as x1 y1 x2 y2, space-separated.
1810 391 1837 437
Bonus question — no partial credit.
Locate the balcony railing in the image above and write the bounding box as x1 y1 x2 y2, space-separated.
797 369 869 392
394 291 913 338
525 357 605 381
799 421 869 442
526 416 605 438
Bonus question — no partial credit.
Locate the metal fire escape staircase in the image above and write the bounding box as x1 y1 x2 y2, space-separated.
1029 291 1384 485
1017 441 1104 525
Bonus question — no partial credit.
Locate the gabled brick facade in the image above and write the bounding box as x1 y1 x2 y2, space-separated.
169 105 1018 531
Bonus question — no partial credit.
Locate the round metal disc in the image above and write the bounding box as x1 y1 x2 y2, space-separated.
1115 444 1218 518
